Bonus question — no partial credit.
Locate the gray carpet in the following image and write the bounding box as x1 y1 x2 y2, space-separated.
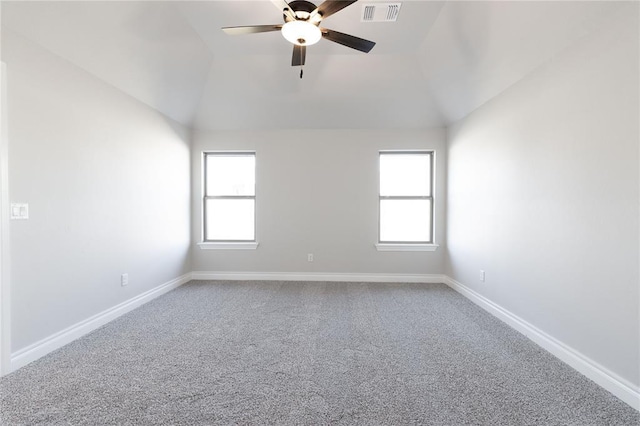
0 281 638 425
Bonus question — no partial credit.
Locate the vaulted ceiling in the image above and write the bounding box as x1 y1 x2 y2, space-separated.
1 1 625 130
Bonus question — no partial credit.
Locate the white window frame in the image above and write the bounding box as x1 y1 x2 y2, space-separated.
198 151 258 250
376 150 438 252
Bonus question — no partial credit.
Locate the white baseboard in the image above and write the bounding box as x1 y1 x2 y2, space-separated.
10 272 192 372
191 271 446 284
444 276 640 411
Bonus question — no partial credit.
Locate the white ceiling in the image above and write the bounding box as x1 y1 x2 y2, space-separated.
1 1 627 130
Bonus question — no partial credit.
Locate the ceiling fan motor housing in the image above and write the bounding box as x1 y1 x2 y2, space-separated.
284 0 319 21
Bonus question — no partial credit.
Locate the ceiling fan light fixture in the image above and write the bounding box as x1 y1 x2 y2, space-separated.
281 20 322 46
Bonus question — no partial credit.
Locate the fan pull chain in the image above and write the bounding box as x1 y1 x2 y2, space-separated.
300 67 304 79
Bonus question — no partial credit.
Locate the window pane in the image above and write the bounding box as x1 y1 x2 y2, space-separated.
380 199 431 242
205 199 255 241
206 155 255 196
380 153 431 196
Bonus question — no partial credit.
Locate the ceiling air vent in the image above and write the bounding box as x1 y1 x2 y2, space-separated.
361 3 401 22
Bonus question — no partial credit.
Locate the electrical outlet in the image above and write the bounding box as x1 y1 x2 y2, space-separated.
307 253 314 262
121 273 129 286
480 270 485 282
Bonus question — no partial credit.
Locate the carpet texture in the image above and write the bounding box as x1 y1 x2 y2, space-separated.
0 281 638 425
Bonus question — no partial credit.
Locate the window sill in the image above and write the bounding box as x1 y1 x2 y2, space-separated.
375 243 439 252
198 242 259 250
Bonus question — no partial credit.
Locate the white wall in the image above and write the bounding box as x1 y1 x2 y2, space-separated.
2 31 192 352
446 5 639 388
0 61 10 375
192 129 446 275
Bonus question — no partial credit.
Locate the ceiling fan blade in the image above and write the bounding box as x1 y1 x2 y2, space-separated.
221 25 283 35
321 28 375 53
292 45 306 66
313 0 358 19
270 0 290 12
270 0 296 20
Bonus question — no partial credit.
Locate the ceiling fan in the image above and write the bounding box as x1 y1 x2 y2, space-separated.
221 0 375 77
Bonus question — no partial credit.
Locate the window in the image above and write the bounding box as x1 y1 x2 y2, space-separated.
202 152 256 245
378 151 436 250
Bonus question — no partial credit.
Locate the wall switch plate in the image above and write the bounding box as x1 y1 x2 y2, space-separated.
10 203 28 220
480 270 485 282
307 254 314 262
121 273 129 286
